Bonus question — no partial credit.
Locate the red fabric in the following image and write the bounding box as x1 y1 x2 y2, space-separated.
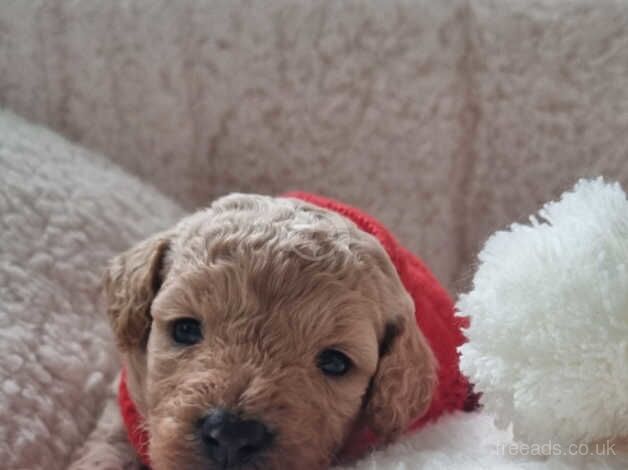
119 368 151 467
119 192 477 467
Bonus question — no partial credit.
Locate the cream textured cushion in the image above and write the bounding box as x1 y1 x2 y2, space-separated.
0 111 183 469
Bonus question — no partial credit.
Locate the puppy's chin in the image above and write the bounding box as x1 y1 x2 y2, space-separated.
148 415 332 470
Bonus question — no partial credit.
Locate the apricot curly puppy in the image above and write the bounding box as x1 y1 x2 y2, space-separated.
99 193 473 470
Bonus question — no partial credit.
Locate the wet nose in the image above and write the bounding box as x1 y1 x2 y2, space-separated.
200 408 273 467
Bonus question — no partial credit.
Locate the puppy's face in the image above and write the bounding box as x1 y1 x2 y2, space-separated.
105 194 435 470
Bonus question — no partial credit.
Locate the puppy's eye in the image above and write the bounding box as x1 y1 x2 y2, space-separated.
317 349 352 377
171 318 203 345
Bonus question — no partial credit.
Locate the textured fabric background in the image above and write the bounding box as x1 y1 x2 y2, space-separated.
0 111 184 469
3 0 628 292
6 0 627 292
463 0 628 277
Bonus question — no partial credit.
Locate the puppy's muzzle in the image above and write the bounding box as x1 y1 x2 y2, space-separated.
200 409 273 468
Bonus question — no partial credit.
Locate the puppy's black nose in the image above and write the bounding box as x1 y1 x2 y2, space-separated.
201 409 273 467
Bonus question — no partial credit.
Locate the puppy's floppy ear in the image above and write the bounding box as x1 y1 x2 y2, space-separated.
364 310 436 442
103 232 171 350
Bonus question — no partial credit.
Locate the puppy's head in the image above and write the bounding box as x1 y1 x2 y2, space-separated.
104 194 435 470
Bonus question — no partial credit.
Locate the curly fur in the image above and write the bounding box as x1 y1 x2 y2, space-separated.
98 193 435 470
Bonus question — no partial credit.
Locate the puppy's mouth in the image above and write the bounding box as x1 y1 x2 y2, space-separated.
199 454 272 470
201 462 261 470
199 450 272 470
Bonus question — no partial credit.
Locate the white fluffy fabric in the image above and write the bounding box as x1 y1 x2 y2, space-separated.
344 411 628 470
458 178 628 447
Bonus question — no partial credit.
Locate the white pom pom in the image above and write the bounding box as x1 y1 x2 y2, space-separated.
458 177 628 446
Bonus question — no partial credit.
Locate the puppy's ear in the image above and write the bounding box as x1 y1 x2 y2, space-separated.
103 232 171 350
364 311 436 442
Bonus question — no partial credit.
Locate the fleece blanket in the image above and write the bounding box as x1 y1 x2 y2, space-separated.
2 111 628 469
0 112 184 469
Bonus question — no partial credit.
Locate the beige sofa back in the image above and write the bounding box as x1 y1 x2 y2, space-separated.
2 0 627 292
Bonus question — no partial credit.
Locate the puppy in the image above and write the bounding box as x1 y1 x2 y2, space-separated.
102 192 472 470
